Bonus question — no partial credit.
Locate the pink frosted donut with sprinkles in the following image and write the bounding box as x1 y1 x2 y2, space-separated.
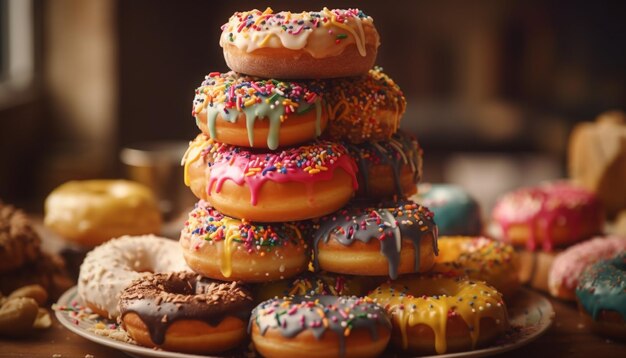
180 200 308 282
491 181 604 251
220 8 380 79
182 134 358 222
192 71 327 150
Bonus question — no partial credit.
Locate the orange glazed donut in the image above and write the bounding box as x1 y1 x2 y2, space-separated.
345 130 422 200
312 200 438 279
119 272 254 354
250 295 391 358
369 274 509 355
324 67 406 143
182 134 358 222
432 236 520 298
491 181 604 251
220 8 380 79
180 201 308 282
192 71 327 150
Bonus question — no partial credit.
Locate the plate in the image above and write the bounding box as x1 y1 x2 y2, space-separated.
55 286 554 358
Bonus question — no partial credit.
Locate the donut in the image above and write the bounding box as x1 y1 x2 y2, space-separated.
369 274 508 355
253 272 379 302
250 295 391 358
179 201 308 282
324 67 406 143
44 180 162 247
412 183 482 236
182 134 358 222
345 130 422 201
432 236 520 298
312 200 438 279
78 235 189 319
119 271 254 354
491 181 604 251
549 236 626 301
0 203 41 274
220 8 380 79
576 252 626 340
192 71 327 150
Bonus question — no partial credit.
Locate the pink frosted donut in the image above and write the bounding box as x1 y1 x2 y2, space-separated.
549 236 626 301
491 182 604 251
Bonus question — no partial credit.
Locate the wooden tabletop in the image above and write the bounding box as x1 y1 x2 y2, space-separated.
1 221 625 357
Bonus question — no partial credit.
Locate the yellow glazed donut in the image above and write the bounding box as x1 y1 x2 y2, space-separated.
78 235 189 319
179 201 308 282
220 8 380 79
324 67 406 143
432 236 520 298
369 274 508 355
44 180 162 247
312 200 438 279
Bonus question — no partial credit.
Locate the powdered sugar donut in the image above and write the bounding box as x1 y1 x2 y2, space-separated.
77 235 189 319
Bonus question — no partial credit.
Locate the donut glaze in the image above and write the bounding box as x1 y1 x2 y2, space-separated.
192 71 326 150
577 253 626 321
312 200 438 279
549 236 626 301
346 130 422 200
182 134 359 222
412 184 482 236
491 182 603 251
250 295 391 358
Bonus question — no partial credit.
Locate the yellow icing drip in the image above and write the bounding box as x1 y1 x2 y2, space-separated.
369 275 507 354
181 136 212 186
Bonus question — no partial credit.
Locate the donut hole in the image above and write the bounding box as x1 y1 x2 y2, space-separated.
403 278 462 298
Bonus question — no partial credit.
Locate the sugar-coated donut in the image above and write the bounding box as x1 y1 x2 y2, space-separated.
78 235 189 319
491 182 603 251
250 295 391 358
312 200 438 279
0 203 40 274
45 180 162 247
182 134 358 222
345 130 422 201
412 183 482 236
549 236 626 301
220 8 380 79
253 272 378 302
325 67 406 143
576 253 626 340
192 71 327 150
369 274 508 355
119 271 254 354
432 236 520 298
180 201 308 282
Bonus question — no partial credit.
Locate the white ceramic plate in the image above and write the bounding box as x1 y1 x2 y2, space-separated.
55 286 554 358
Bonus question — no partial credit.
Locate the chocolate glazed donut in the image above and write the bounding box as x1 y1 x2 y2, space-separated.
312 200 439 279
118 272 253 354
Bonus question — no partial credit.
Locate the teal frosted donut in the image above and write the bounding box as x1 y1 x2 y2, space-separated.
412 184 482 236
576 252 626 340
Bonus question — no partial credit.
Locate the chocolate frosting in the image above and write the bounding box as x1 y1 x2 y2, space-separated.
312 200 438 279
118 272 253 345
345 130 421 199
250 295 391 357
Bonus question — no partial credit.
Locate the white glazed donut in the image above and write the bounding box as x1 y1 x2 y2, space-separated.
77 235 189 319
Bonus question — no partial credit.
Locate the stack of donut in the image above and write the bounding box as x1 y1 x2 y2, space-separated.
70 7 514 357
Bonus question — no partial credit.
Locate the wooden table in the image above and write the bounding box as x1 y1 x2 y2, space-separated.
1 222 625 357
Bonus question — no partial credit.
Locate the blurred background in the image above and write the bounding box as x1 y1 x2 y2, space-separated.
0 0 624 215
